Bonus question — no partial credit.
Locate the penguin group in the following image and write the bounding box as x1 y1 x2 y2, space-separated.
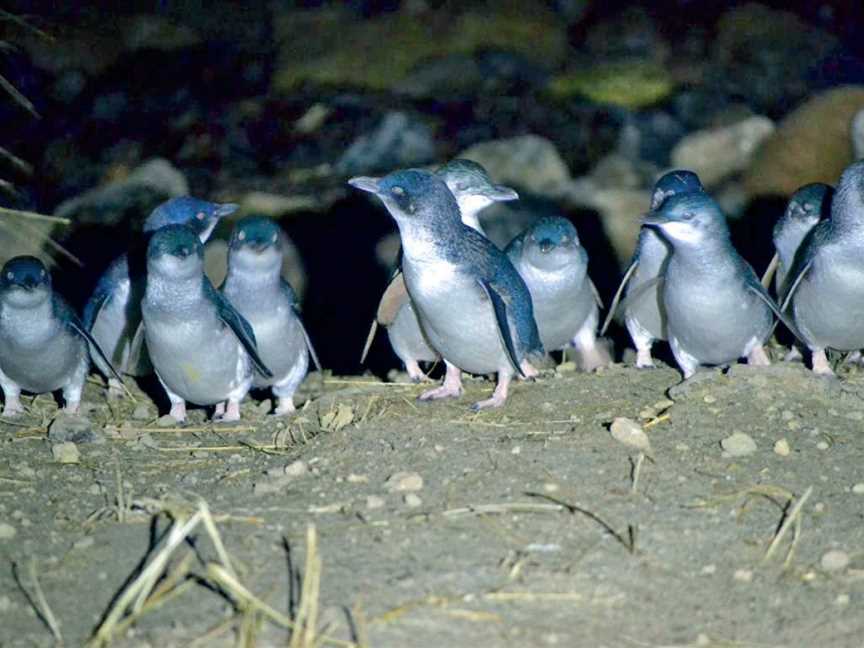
0 157 861 418
0 199 318 421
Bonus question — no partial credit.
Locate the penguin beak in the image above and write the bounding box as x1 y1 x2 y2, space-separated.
538 239 555 253
642 212 668 227
348 176 382 194
215 203 240 218
487 185 519 202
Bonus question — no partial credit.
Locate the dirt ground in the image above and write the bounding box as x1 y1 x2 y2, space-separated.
1 357 863 647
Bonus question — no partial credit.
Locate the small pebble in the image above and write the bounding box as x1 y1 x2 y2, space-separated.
156 414 177 428
132 404 152 421
52 442 80 464
852 483 864 495
0 523 16 540
284 460 308 478
366 495 385 510
733 568 753 583
703 394 716 404
0 595 11 612
72 536 94 551
701 564 716 575
384 471 423 493
835 594 850 607
773 439 791 457
347 473 368 483
543 482 559 493
609 417 652 454
821 550 850 572
721 432 757 457
404 493 422 508
816 441 829 451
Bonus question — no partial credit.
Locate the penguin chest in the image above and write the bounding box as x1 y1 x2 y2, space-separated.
90 278 139 369
794 253 864 350
0 320 85 393
234 303 306 388
521 267 592 351
403 259 509 375
665 276 770 364
625 261 666 341
144 309 250 405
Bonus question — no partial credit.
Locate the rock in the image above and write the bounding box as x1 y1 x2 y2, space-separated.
336 112 435 176
852 110 864 160
54 158 189 228
562 178 650 267
156 415 178 428
609 417 652 454
671 116 775 188
821 550 850 572
720 432 757 458
384 471 424 493
366 495 385 510
733 568 753 583
48 414 102 444
132 404 154 421
547 61 674 110
712 4 837 116
272 4 567 93
51 442 81 464
284 460 308 478
460 135 572 198
404 493 423 508
745 87 864 198
773 439 791 457
0 523 16 540
852 483 864 495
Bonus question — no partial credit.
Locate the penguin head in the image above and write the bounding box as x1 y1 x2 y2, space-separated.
144 196 238 242
521 217 581 270
349 169 460 227
785 183 832 225
147 224 204 279
650 170 705 210
0 256 51 307
643 192 728 248
228 217 283 273
436 159 518 218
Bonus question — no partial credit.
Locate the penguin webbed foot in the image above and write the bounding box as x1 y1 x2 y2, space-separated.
418 363 463 402
213 400 241 423
169 401 187 423
470 373 511 411
273 397 296 417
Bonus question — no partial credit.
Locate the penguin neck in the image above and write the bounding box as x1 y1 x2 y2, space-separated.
224 263 282 303
396 219 453 265
669 238 738 276
145 272 205 312
0 297 55 342
459 207 486 236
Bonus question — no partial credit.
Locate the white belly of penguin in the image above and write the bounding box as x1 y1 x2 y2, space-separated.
91 279 132 368
404 259 509 375
145 315 249 405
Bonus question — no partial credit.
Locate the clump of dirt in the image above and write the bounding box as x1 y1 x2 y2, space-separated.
1 361 863 646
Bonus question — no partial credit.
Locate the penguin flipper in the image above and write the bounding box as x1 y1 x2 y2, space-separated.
55 296 124 383
204 280 273 379
376 272 409 325
620 276 663 316
779 258 813 312
761 253 779 290
600 257 639 336
746 277 806 344
360 319 377 365
478 279 525 378
589 279 604 310
294 309 323 373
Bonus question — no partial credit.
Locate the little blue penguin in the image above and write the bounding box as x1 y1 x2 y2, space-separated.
363 159 518 381
643 193 785 379
222 217 321 415
505 216 610 370
0 256 121 416
602 170 705 368
141 224 272 422
85 197 237 396
350 169 542 409
783 160 864 375
762 183 833 295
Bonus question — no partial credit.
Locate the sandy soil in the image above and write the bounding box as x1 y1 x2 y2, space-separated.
1 359 863 647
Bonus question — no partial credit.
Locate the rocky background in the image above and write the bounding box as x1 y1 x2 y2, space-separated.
2 0 864 376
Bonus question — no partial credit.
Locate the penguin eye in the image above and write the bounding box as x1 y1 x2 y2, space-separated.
560 235 570 244
391 186 405 197
238 231 246 241
196 212 205 220
681 211 695 221
6 272 12 280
